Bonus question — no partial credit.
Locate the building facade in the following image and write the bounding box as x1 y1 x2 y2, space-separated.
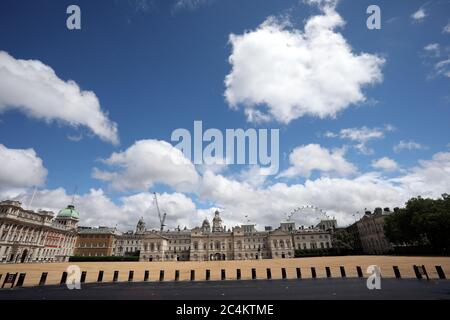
136 210 333 262
74 227 119 257
0 200 79 263
356 208 393 254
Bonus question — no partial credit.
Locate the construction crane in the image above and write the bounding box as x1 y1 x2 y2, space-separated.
153 192 167 232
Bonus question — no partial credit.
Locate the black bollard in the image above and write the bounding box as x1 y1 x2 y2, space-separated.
39 272 48 286
80 271 87 283
435 266 446 279
97 271 104 282
340 266 346 278
413 265 422 279
60 272 68 285
16 273 26 287
393 266 401 279
356 266 363 278
311 267 317 279
251 268 257 280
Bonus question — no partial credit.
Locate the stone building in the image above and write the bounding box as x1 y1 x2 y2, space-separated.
112 217 146 257
356 208 393 254
0 200 78 263
137 210 332 262
74 226 119 257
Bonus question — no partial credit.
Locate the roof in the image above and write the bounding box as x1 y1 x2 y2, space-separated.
77 227 118 235
57 205 80 219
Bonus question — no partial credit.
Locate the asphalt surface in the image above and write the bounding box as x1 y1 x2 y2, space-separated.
0 278 449 300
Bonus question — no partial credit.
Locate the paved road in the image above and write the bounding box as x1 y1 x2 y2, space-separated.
0 278 449 300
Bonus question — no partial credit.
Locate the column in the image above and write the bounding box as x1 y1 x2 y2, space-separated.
5 224 15 242
0 245 6 262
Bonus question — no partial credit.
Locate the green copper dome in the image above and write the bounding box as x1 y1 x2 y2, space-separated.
57 205 80 219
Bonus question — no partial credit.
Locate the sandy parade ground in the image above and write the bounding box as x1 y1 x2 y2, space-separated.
0 256 449 287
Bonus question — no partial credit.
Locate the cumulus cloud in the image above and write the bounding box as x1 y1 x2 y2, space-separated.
411 7 427 21
0 144 47 192
92 139 200 192
393 152 450 198
6 149 450 230
394 140 426 153
200 150 450 228
224 5 385 123
0 51 119 144
371 157 399 171
200 170 405 228
13 188 204 230
278 144 357 178
325 125 394 155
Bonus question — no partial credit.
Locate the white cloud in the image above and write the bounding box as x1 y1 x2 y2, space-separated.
323 131 338 138
224 5 385 124
325 125 394 155
13 188 204 231
393 152 450 198
93 139 200 192
394 140 426 153
120 191 201 230
372 157 399 171
279 144 357 178
173 0 209 11
424 43 440 57
435 58 450 78
411 8 427 21
200 150 450 228
200 170 405 228
444 22 450 33
237 165 269 188
340 126 385 142
5 150 450 230
0 51 119 145
304 0 338 9
0 144 47 190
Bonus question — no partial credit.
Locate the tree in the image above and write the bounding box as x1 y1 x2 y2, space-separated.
384 194 450 253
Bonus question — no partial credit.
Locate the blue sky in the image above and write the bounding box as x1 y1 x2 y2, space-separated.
0 0 449 230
